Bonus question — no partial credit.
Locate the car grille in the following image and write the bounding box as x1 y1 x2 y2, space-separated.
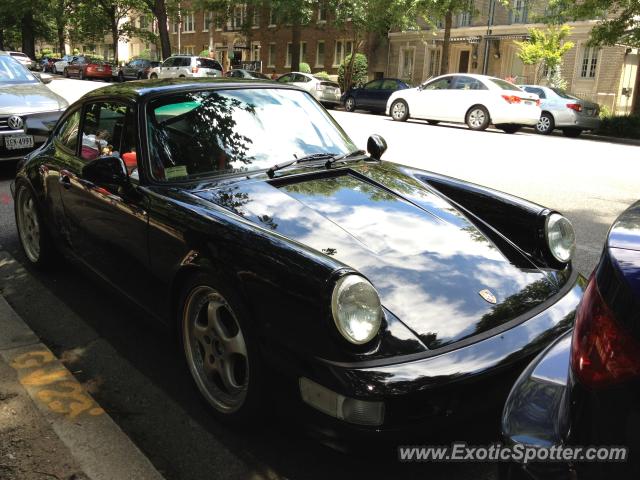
0 117 13 132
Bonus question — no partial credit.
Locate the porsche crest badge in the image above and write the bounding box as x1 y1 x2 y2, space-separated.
478 289 497 304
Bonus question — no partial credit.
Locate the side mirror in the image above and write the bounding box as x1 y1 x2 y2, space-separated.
34 72 53 84
82 155 128 186
367 134 387 160
24 112 62 137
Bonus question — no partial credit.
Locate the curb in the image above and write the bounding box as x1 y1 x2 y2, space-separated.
0 294 165 480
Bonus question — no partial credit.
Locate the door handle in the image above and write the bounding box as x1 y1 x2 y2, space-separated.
59 170 72 189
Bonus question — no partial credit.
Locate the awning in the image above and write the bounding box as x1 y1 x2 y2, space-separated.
435 36 482 44
484 34 531 41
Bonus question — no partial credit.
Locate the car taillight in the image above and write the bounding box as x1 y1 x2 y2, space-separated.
192 66 199 73
502 95 522 104
571 276 640 388
567 103 582 112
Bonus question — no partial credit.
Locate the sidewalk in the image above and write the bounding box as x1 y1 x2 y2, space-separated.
0 295 164 480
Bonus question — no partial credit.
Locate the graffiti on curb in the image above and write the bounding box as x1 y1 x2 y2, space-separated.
10 350 105 419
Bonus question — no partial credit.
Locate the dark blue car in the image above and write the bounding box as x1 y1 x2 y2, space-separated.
341 78 409 113
501 201 640 479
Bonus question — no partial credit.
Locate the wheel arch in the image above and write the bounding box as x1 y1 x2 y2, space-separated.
465 103 491 123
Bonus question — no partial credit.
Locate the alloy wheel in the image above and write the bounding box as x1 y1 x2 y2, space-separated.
391 101 407 121
345 97 355 112
16 187 41 263
183 286 249 413
468 108 486 129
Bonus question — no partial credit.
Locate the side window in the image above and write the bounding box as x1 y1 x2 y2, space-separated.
278 74 292 83
293 73 310 82
55 110 81 152
424 77 452 90
180 57 192 67
80 102 129 162
162 58 175 68
525 87 545 98
364 80 382 90
381 79 398 90
452 76 487 90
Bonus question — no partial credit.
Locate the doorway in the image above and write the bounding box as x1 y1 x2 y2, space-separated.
458 50 470 73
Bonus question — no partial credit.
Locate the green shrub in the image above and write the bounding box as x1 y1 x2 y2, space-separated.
338 53 368 90
199 49 210 57
598 104 612 120
314 70 331 80
595 115 640 139
299 62 311 73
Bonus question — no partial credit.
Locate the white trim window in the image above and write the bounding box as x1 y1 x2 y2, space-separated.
252 6 259 28
580 46 599 78
333 39 353 66
172 19 179 34
286 42 307 67
427 48 441 78
229 5 245 30
203 11 212 32
269 8 277 27
510 0 528 24
251 41 261 61
316 40 325 67
300 41 307 64
398 46 415 80
183 11 195 33
215 15 223 31
183 45 195 55
318 1 328 23
268 43 276 67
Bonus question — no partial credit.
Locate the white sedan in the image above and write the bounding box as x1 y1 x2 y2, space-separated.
277 72 342 107
52 55 77 74
386 74 541 134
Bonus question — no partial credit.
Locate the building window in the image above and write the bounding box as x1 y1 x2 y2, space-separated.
215 15 223 30
268 43 276 67
510 0 528 24
251 41 261 61
399 47 414 80
318 1 328 22
183 45 195 55
580 46 599 78
269 8 277 26
139 15 149 30
214 42 224 62
229 5 245 30
300 41 307 63
455 8 472 27
252 6 259 27
183 12 195 32
203 11 212 32
428 48 441 77
333 40 353 66
316 40 325 67
286 42 307 67
172 19 179 34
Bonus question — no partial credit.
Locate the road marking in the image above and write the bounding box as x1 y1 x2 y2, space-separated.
1 192 11 205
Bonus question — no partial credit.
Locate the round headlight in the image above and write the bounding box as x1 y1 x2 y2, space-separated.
331 275 382 345
545 213 576 263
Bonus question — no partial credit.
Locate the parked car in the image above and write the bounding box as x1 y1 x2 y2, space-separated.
225 68 269 80
342 78 410 113
7 51 35 70
149 55 223 79
501 201 640 479
39 57 61 73
53 55 77 74
277 71 341 107
520 85 601 137
13 79 584 444
387 73 541 133
117 58 161 81
64 56 113 80
0 53 67 162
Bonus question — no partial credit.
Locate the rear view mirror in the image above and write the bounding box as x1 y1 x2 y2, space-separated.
83 155 128 186
367 134 387 160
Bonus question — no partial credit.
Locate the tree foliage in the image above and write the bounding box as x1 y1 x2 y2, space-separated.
338 53 368 89
515 25 574 86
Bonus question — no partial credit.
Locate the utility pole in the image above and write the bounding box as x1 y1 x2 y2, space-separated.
482 0 496 75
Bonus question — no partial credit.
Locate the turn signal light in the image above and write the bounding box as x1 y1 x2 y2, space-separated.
192 66 199 74
567 103 583 112
502 95 522 104
571 276 640 388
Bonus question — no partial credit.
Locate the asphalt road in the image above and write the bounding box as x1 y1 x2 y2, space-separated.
0 77 638 479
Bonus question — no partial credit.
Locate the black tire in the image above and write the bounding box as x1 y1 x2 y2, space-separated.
536 112 555 135
78 69 83 80
427 120 439 125
178 271 264 424
14 182 55 269
63 68 69 78
118 72 124 82
465 105 490 131
150 72 158 79
136 72 143 80
390 99 409 122
562 128 582 138
344 96 356 112
497 125 521 134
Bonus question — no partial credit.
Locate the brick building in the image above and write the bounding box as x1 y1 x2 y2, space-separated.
387 0 638 114
167 2 388 77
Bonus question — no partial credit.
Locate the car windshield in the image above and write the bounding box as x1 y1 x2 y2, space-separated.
147 88 357 182
0 56 38 84
489 78 521 91
550 87 579 100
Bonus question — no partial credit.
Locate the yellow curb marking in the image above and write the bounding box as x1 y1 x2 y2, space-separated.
10 350 104 419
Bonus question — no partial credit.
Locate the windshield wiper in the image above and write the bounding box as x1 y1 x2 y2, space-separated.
266 152 338 178
324 149 367 168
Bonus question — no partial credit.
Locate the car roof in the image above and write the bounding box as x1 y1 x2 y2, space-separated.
80 78 294 102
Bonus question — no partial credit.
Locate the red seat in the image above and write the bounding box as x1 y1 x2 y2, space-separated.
122 151 137 168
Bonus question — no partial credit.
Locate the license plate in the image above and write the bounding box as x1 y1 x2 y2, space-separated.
97 67 104 72
586 108 595 116
6 135 34 150
524 100 535 105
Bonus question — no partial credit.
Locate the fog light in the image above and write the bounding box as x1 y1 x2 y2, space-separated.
299 377 384 426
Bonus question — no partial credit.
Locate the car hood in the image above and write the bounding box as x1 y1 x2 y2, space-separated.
192 163 558 350
0 83 68 115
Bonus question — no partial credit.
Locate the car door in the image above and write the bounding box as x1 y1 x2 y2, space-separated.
376 79 402 111
446 75 491 122
56 100 153 308
358 80 383 109
412 76 453 120
159 57 175 78
124 60 138 78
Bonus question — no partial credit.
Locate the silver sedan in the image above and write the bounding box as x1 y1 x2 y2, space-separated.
520 85 601 137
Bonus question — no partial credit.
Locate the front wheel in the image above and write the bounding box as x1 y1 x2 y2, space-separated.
179 273 264 423
466 105 490 131
497 125 521 134
63 68 69 78
150 72 158 79
15 183 54 268
536 112 555 135
562 128 582 138
390 99 409 122
344 96 356 112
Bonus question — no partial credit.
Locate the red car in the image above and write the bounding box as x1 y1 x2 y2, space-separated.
64 55 112 80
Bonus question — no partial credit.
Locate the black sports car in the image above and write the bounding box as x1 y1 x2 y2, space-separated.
13 79 585 442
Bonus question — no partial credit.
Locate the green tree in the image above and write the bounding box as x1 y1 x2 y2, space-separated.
140 0 174 59
515 25 574 87
0 0 54 57
338 53 367 89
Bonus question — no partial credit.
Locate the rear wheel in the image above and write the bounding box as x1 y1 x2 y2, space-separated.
63 68 69 78
563 128 582 138
344 96 356 112
150 72 158 79
427 120 439 125
497 125 521 134
78 69 84 80
390 99 409 122
536 112 555 135
466 105 490 131
118 71 124 82
15 183 54 269
179 273 264 423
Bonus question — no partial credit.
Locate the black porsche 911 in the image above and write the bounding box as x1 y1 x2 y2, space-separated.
13 78 585 443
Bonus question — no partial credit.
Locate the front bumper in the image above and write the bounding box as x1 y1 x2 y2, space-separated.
278 273 585 445
0 131 48 162
555 111 601 131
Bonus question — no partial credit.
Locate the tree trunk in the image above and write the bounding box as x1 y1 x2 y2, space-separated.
440 10 452 75
291 16 301 72
21 11 36 59
57 23 66 55
111 17 119 64
344 35 361 91
0 29 4 51
632 57 640 115
152 0 171 60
